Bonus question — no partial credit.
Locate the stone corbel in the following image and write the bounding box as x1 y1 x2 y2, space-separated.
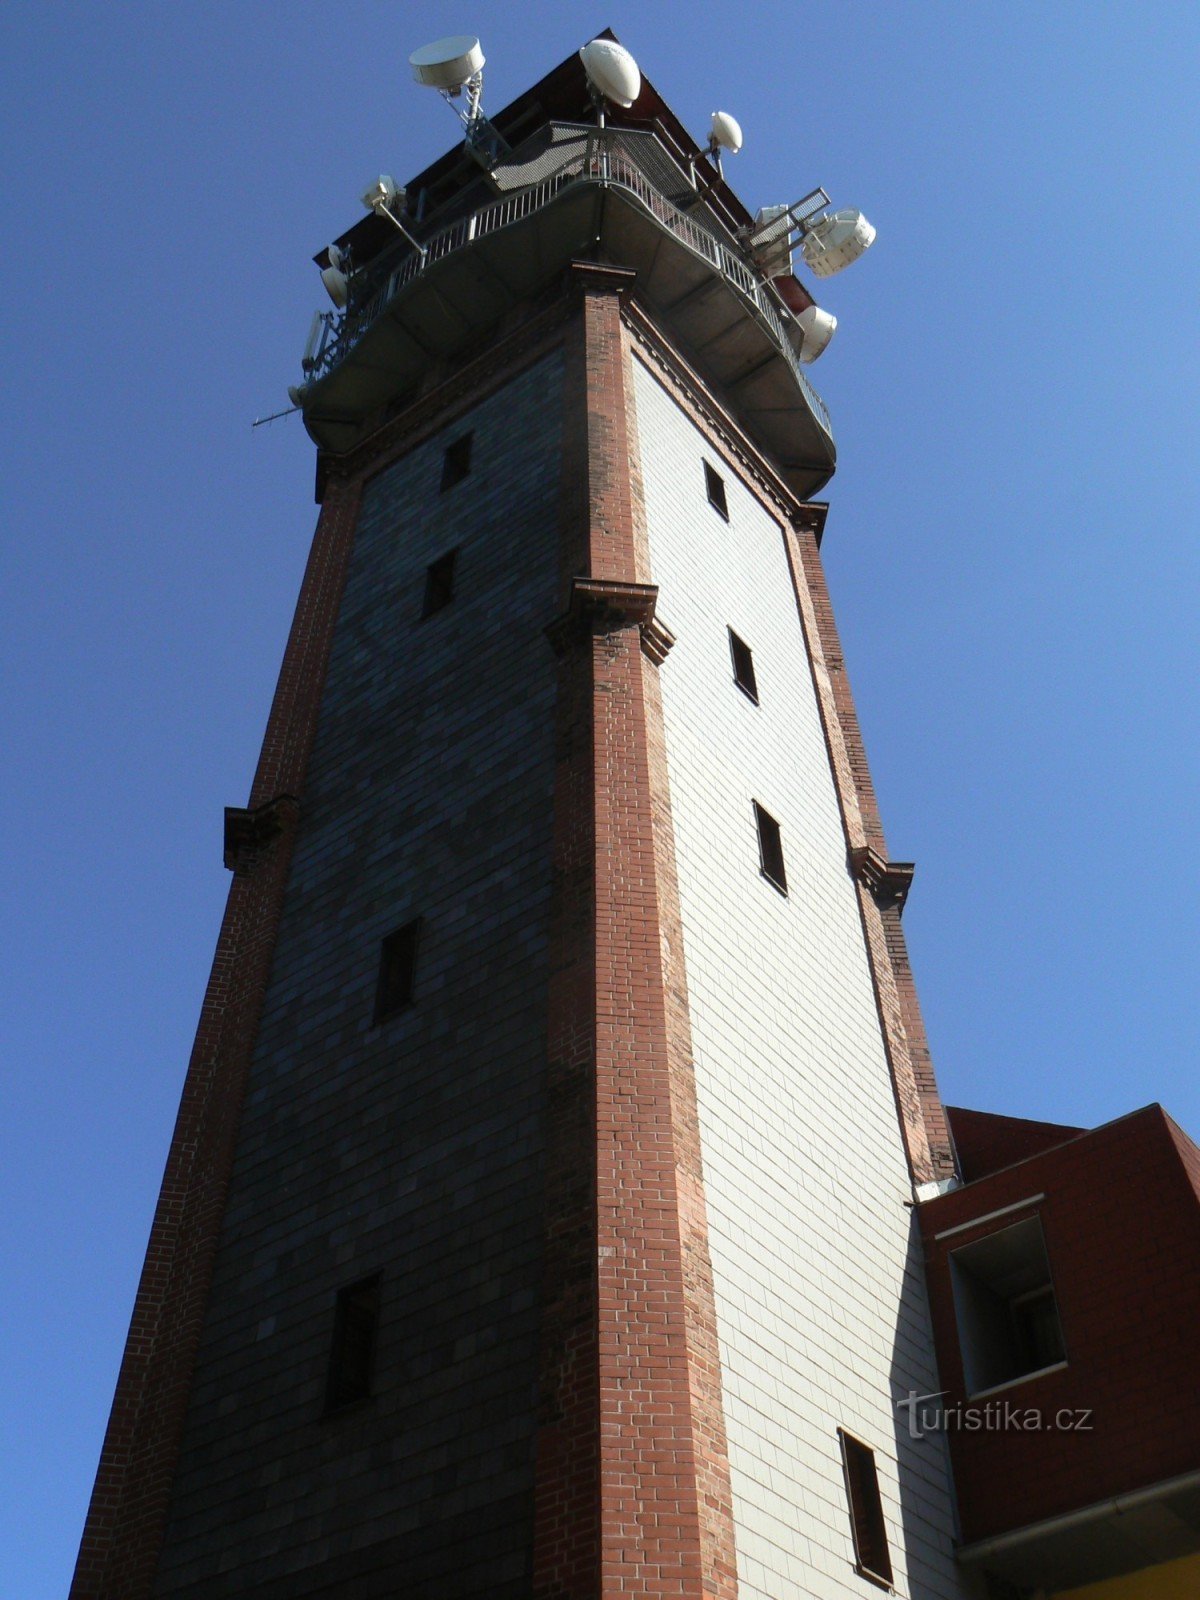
546 576 676 664
223 794 301 873
793 501 829 547
849 844 915 915
568 259 638 299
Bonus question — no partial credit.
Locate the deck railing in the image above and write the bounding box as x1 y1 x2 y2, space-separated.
302 129 831 440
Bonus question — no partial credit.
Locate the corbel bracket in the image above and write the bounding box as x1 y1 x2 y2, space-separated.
793 500 829 548
568 259 638 299
546 576 676 664
849 844 915 914
223 794 300 873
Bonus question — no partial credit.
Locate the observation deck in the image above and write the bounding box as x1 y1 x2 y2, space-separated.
294 65 838 500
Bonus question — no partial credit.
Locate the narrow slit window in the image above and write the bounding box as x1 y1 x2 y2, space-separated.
422 549 457 618
703 460 729 520
325 1275 381 1411
375 918 421 1022
838 1431 894 1588
753 801 787 894
440 433 472 491
728 628 759 703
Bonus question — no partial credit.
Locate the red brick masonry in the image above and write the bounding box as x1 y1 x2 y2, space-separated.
785 518 957 1186
535 267 734 1599
946 1105 1085 1184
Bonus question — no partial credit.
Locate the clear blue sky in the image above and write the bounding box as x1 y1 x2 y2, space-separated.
3 3 1197 1593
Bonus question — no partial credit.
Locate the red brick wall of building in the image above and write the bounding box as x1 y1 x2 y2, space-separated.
919 1104 1200 1543
946 1106 1085 1184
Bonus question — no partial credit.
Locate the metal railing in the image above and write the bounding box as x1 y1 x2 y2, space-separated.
303 130 831 440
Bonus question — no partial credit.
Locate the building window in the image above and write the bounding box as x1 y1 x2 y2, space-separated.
325 1275 381 1411
950 1216 1067 1395
728 628 759 703
753 801 787 894
422 549 457 617
838 1431 894 1588
440 433 472 491
703 460 729 520
374 919 421 1022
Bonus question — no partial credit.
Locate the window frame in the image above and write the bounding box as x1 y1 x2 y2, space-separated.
837 1429 895 1590
440 432 472 492
728 627 759 703
703 460 729 520
324 1274 382 1413
374 918 422 1023
422 548 458 618
949 1215 1068 1398
753 800 788 895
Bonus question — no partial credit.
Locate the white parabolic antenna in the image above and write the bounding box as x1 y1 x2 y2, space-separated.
318 242 348 308
410 35 485 91
320 265 348 308
796 304 837 362
710 111 743 153
579 38 641 108
800 208 876 277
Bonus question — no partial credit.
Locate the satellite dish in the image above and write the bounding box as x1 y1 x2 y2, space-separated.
359 173 426 254
579 38 641 108
710 111 743 154
800 209 876 277
796 304 837 362
320 266 348 308
410 35 485 91
319 243 348 308
361 175 404 216
287 384 308 408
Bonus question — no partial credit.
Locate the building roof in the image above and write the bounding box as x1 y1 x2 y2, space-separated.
947 1104 1086 1183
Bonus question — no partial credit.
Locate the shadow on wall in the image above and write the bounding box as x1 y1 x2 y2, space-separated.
888 1212 989 1600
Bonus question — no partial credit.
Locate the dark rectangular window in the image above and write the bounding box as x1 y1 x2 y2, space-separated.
422 549 457 617
325 1275 381 1411
838 1431 894 1588
753 801 787 894
440 433 472 491
703 460 729 519
728 628 759 703
950 1216 1067 1395
375 919 421 1022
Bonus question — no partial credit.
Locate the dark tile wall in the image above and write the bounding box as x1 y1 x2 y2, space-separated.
153 350 565 1598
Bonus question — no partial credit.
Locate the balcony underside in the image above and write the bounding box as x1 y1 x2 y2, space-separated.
958 1468 1200 1592
300 181 836 500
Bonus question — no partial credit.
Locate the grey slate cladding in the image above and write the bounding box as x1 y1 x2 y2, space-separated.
152 351 565 1599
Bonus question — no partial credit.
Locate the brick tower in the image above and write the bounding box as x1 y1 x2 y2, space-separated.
73 35 975 1600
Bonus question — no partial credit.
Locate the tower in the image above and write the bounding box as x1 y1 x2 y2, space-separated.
72 35 976 1600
